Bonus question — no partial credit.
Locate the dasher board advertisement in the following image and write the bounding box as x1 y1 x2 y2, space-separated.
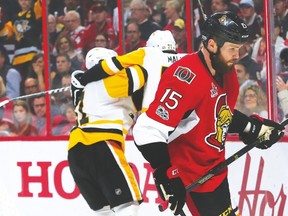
0 140 287 216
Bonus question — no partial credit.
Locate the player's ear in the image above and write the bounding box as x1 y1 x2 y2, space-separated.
207 38 218 53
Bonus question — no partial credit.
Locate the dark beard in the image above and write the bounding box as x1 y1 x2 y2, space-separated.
210 51 234 75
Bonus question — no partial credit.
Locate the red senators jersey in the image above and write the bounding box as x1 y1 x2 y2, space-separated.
133 51 239 192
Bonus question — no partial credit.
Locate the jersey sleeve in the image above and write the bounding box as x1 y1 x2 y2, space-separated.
0 21 13 40
34 0 42 20
103 64 148 98
80 48 146 84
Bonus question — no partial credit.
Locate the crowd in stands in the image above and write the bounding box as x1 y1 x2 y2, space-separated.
0 0 287 137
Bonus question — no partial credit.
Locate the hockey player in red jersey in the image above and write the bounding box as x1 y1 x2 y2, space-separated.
133 11 285 215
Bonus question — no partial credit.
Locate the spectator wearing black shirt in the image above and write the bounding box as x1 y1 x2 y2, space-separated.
51 53 74 89
129 0 162 41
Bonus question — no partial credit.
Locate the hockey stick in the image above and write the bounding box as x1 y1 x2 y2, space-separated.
0 86 70 108
197 0 207 21
159 119 288 215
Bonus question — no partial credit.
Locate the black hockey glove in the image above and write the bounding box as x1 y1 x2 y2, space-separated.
239 115 284 149
71 70 84 107
153 164 186 215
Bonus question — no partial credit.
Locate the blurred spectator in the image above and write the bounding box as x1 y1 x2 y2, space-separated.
279 47 288 73
48 0 65 19
12 100 37 136
115 20 146 53
62 10 85 55
0 0 19 62
211 0 240 14
129 0 162 41
48 14 63 51
51 53 73 89
24 77 39 95
52 0 84 26
0 75 6 101
239 0 262 44
31 95 60 136
53 73 72 113
64 0 84 25
0 75 13 121
0 0 42 86
23 77 40 112
113 0 132 34
235 60 258 93
163 0 182 31
52 101 76 135
81 2 116 55
27 53 45 92
94 32 110 48
0 45 21 98
51 114 70 136
236 84 268 117
31 95 47 136
238 45 262 82
274 0 288 40
172 18 187 53
151 6 165 27
0 0 21 23
251 34 266 70
251 19 286 84
63 101 76 129
0 117 16 137
211 0 230 13
276 75 288 120
54 34 83 70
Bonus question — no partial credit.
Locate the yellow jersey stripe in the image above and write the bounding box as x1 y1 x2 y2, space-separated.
68 128 125 150
107 141 142 201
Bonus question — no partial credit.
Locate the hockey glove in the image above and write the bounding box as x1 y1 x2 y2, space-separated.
71 70 84 107
153 164 186 215
239 115 285 149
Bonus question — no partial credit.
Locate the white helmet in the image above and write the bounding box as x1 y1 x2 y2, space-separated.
146 30 176 51
85 47 118 69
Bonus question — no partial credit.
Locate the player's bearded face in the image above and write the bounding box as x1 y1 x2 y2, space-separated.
210 49 235 75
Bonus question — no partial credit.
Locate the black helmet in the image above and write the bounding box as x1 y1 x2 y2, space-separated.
201 11 249 47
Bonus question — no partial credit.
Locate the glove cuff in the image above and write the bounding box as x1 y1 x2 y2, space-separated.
136 142 170 169
166 166 180 179
71 70 85 88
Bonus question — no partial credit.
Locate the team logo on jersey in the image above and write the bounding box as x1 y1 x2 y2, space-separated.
205 94 232 151
210 83 218 98
173 66 195 84
156 105 169 120
14 20 31 41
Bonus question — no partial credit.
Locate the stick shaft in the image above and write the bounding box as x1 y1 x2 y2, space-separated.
11 86 70 102
197 0 207 20
0 86 70 108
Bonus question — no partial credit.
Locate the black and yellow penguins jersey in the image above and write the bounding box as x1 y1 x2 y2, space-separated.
0 0 42 65
68 64 147 150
